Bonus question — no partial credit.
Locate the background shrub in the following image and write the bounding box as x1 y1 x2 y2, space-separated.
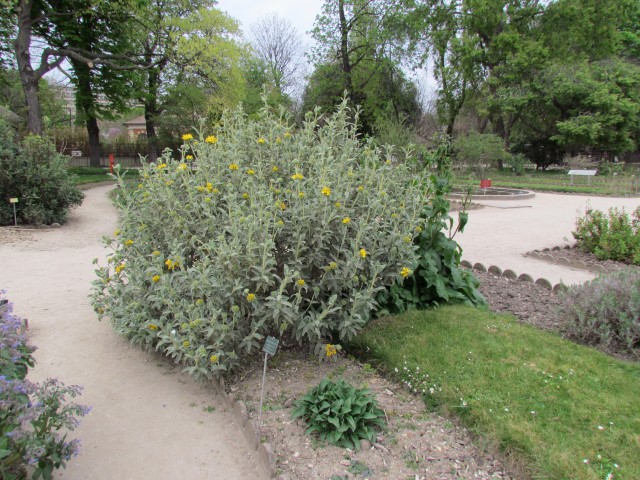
0 120 84 226
92 101 437 377
573 206 640 264
559 269 640 356
451 132 510 178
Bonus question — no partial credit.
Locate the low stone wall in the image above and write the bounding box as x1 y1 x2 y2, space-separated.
461 260 567 293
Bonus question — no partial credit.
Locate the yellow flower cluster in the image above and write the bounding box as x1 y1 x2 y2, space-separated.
115 263 125 274
183 340 190 348
298 192 305 199
257 137 266 144
325 343 337 357
242 193 249 199
359 248 367 259
210 354 218 363
165 258 179 271
247 293 256 302
182 133 193 141
321 186 332 196
114 229 120 236
284 131 291 138
272 166 279 172
342 217 350 224
156 163 167 170
296 279 305 286
152 250 161 256
403 236 412 243
334 202 341 208
205 135 217 144
229 163 239 170
152 275 161 283
148 324 159 330
124 239 134 247
400 267 412 278
291 173 304 180
247 169 256 175
415 226 423 233
327 261 337 271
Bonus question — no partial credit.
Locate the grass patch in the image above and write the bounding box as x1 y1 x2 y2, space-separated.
351 306 640 479
453 169 640 196
69 166 139 185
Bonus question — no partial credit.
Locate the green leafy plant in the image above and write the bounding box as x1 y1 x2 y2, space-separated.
92 99 440 378
291 378 385 449
377 138 486 313
451 132 510 179
573 206 640 264
0 121 84 226
559 268 640 356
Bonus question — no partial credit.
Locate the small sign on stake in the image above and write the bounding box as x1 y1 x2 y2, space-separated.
9 198 18 226
259 336 280 423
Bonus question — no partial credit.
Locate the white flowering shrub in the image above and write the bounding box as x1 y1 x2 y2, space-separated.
92 102 430 378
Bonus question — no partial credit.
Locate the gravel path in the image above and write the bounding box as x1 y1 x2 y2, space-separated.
0 185 263 480
456 192 640 286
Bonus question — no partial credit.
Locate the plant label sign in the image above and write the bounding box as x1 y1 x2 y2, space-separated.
9 198 18 203
263 336 279 356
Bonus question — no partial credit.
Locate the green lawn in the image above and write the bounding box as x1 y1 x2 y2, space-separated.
70 166 139 185
351 306 640 480
454 169 640 196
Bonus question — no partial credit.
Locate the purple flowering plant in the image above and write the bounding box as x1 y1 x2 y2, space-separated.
1 291 90 480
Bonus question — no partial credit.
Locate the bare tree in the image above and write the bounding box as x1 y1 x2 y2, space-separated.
249 13 305 97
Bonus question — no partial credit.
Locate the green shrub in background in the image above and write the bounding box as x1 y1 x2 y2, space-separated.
92 101 440 378
292 378 385 449
573 206 640 264
559 268 640 357
0 120 84 226
451 132 511 179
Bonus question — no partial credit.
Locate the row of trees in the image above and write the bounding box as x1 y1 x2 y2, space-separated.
1 0 639 169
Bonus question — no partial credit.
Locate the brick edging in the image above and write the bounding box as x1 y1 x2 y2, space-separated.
462 260 568 293
212 377 277 479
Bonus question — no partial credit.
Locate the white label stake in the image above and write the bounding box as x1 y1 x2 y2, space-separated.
258 336 279 423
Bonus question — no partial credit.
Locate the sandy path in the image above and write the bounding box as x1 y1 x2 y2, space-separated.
456 192 640 285
0 185 264 480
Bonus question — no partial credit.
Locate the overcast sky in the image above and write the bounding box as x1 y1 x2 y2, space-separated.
216 0 322 41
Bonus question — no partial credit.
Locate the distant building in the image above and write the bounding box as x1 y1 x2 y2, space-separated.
123 115 146 139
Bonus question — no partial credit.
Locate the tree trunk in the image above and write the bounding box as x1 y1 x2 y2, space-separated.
14 0 43 134
338 0 353 98
72 60 101 167
144 63 164 163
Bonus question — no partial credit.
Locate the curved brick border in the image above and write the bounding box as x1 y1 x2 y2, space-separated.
465 262 566 294
212 377 277 479
525 244 616 274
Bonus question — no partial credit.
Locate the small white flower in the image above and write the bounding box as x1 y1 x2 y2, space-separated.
394 367 398 373
597 425 605 431
171 329 176 335
614 464 619 468
583 459 589 464
504 408 509 412
530 411 536 415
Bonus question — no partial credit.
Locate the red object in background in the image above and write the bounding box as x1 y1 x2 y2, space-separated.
109 154 115 174
480 179 492 188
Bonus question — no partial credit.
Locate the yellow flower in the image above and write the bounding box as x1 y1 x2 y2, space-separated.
400 267 412 278
359 248 367 259
334 202 341 208
357 185 364 192
325 343 337 357
183 340 190 348
298 192 305 198
197 186 205 192
205 135 217 144
165 180 173 186
206 182 213 192
152 250 161 256
391 213 397 218
152 275 161 283
280 202 287 210
242 193 249 199
328 261 337 270
247 293 256 302
258 137 266 144
291 173 304 180
380 191 387 196
210 354 219 363
195 298 204 306
185 155 193 161
205 197 211 203
211 188 220 194
342 217 350 224
114 229 121 237
124 239 134 247
229 163 239 170
385 159 392 165
247 169 256 175
156 163 167 170
415 226 423 233
403 236 412 243
115 263 125 274
296 279 305 286
321 186 331 196
276 220 284 226
272 166 279 172
276 137 282 143
165 259 179 271
148 324 159 330
284 131 291 138
182 133 193 141
137 183 142 189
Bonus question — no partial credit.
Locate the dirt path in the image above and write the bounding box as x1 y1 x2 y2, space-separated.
457 192 640 285
0 185 264 480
